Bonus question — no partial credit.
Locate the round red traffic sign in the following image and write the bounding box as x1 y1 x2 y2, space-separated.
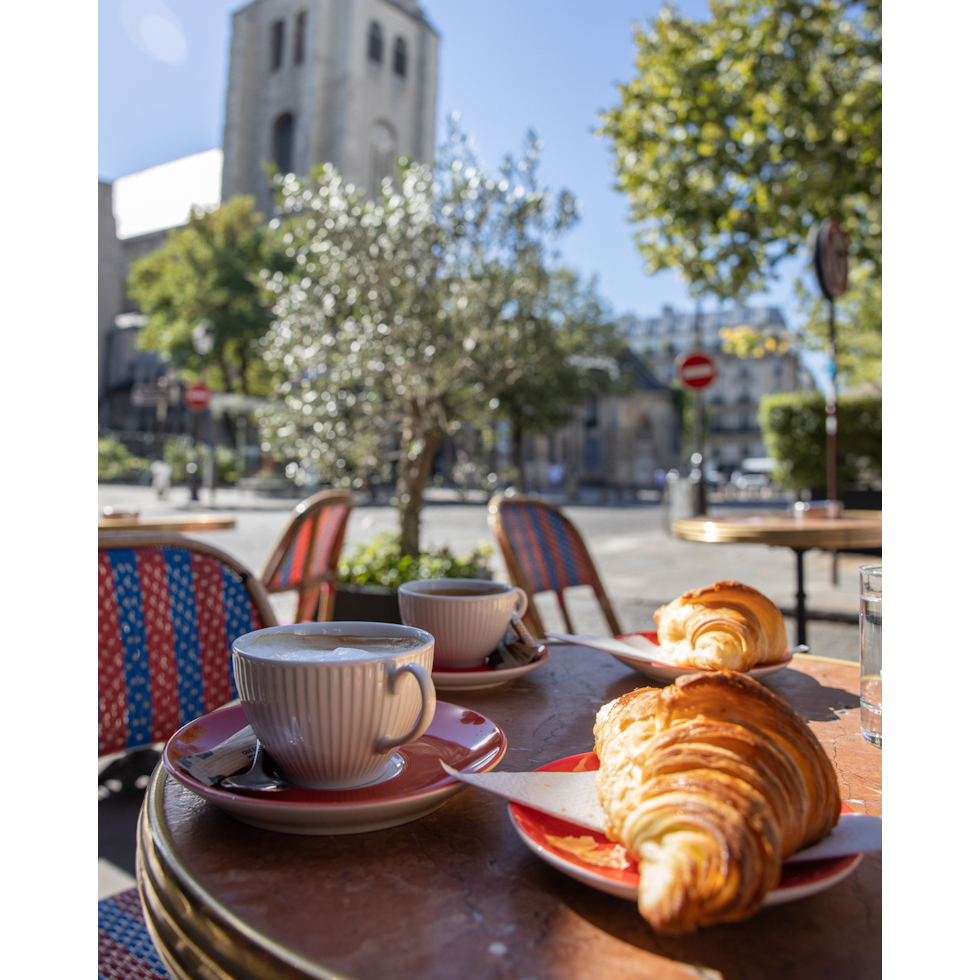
675 350 718 391
183 383 213 412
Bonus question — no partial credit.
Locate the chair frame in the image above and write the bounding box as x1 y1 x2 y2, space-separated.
487 494 622 638
261 489 354 622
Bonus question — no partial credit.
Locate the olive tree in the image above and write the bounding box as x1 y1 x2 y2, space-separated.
258 126 618 556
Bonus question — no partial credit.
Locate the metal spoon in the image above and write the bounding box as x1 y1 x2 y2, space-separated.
220 741 288 792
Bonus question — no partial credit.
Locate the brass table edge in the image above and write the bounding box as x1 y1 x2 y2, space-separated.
137 762 357 980
791 653 859 668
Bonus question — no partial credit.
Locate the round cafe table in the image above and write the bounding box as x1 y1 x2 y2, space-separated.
671 513 882 647
135 646 881 980
98 514 236 533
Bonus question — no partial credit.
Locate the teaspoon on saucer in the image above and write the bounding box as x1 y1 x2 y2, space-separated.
221 740 288 792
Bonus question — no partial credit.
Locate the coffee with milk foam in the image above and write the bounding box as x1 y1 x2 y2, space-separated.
240 633 421 663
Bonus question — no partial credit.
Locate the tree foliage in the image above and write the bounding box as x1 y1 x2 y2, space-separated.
795 261 881 389
257 125 622 555
599 0 881 297
128 196 289 396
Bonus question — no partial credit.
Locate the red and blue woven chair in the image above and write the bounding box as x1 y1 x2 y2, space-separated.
98 532 278 980
261 489 354 622
488 494 622 638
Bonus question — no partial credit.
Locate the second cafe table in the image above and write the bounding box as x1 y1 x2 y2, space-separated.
137 645 882 980
671 511 883 647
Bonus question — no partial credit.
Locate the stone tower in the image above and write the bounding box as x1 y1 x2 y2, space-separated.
221 0 439 216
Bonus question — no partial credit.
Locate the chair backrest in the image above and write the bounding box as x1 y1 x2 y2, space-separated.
487 495 621 637
261 490 354 622
98 533 278 756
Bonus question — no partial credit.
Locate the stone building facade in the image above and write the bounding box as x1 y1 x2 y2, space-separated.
619 305 815 469
521 354 682 496
221 0 439 216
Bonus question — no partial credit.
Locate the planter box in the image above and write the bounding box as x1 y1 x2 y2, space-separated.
333 584 402 624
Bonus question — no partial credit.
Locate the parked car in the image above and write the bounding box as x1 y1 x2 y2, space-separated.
734 472 769 490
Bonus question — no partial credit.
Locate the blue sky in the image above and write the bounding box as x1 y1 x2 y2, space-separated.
99 0 815 333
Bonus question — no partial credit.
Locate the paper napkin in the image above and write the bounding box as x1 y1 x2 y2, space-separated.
176 725 256 786
442 764 882 860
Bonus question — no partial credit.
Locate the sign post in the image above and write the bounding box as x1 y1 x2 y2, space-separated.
182 384 213 502
809 218 849 509
675 347 718 515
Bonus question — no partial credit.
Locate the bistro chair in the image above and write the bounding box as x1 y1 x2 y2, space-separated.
487 494 622 638
261 489 354 622
98 532 278 980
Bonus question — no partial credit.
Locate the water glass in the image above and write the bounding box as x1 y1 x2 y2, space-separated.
859 565 882 747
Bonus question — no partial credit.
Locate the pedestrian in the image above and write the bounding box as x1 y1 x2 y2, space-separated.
150 459 172 499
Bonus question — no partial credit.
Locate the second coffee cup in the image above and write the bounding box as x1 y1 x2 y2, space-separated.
397 578 528 669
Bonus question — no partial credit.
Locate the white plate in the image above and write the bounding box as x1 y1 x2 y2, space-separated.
164 701 507 835
508 753 863 910
548 630 792 683
431 649 549 691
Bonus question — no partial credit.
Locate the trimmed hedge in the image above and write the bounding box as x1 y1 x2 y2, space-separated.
759 392 881 491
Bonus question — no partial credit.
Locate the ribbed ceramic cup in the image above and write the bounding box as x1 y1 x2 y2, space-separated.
397 579 528 669
232 622 436 790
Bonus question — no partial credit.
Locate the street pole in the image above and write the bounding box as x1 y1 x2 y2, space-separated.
826 297 838 507
691 308 707 515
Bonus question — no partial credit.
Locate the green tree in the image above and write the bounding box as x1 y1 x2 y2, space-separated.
257 126 619 556
598 0 881 298
487 268 629 490
795 262 881 389
128 196 289 397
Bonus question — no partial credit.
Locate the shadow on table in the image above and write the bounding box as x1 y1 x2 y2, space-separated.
764 667 859 721
528 851 881 980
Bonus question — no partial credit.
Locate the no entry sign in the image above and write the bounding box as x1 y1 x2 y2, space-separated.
675 350 718 391
183 383 213 412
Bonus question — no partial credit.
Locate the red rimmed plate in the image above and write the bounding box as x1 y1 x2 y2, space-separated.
165 701 506 835
508 753 861 907
615 630 793 683
431 649 549 691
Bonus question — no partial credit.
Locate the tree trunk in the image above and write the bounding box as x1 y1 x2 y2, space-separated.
396 430 443 558
512 415 525 494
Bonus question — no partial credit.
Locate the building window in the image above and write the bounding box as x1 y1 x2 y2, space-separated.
370 120 396 192
271 20 285 70
584 396 598 427
394 36 407 77
585 438 600 469
294 12 306 64
273 113 294 174
368 21 383 63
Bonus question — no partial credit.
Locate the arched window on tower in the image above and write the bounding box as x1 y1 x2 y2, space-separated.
368 21 383 64
294 11 306 64
393 37 407 77
270 20 285 70
273 113 295 174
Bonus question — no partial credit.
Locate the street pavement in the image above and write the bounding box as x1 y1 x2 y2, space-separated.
98 481 873 899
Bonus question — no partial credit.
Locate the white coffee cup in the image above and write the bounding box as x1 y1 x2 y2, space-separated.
397 578 529 669
232 622 436 790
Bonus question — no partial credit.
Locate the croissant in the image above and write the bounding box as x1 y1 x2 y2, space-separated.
654 580 787 671
593 671 840 934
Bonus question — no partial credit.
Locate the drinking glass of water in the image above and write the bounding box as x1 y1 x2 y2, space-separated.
859 565 882 747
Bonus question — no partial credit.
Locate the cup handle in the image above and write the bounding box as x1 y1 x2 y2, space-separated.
512 586 528 621
376 662 437 754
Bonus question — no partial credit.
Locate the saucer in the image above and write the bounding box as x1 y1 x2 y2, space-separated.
614 631 793 682
164 701 507 835
509 753 861 908
431 649 549 691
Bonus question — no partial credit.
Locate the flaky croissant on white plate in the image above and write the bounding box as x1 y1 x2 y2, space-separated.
654 580 787 671
594 671 840 935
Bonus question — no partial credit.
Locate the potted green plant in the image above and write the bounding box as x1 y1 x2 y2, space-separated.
334 532 494 623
